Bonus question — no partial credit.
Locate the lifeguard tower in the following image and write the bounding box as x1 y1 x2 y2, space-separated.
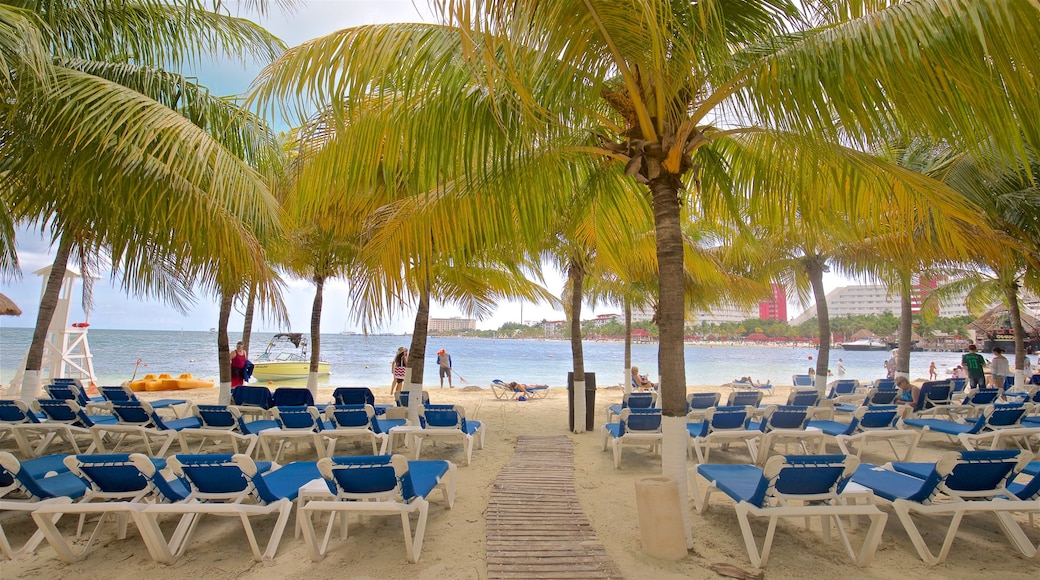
10 265 97 399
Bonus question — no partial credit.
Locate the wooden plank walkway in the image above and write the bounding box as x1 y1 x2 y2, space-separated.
486 435 623 579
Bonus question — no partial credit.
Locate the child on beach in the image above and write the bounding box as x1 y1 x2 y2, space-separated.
928 361 937 380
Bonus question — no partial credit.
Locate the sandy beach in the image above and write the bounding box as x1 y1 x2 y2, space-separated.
2 382 1038 579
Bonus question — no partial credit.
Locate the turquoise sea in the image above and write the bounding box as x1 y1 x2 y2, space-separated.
0 327 975 390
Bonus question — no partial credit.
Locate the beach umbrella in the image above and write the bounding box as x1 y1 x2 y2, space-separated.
745 332 769 341
0 292 21 316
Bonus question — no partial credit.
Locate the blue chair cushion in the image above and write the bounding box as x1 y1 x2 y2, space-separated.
697 463 768 506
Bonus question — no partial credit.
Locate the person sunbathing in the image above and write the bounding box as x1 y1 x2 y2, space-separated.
506 381 542 395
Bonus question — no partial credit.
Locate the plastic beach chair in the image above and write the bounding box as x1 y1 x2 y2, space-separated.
602 408 663 469
903 402 1035 452
30 399 118 456
0 452 85 559
29 453 189 563
411 405 484 466
692 454 887 567
686 405 758 463
92 400 201 456
177 405 261 456
316 405 389 456
99 385 187 417
332 387 391 415
808 405 920 461
133 453 320 563
606 390 655 423
297 454 456 563
747 405 823 464
257 406 328 461
850 449 1036 565
0 399 46 457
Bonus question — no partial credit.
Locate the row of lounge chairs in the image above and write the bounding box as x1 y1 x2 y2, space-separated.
0 450 455 564
1 384 485 466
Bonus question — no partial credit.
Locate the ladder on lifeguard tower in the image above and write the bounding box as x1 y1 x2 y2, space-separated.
9 265 97 398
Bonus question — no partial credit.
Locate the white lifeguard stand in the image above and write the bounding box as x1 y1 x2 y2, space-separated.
10 265 97 398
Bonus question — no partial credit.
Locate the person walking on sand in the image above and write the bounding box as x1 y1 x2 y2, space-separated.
929 361 938 380
837 358 846 376
989 347 1009 389
962 344 987 390
391 347 408 396
437 348 453 388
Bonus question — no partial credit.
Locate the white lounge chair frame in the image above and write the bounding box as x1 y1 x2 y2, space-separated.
412 406 485 466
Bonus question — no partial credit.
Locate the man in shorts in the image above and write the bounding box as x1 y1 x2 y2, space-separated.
437 348 453 388
962 344 987 390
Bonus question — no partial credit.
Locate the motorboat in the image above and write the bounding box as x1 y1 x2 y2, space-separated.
251 333 331 381
839 338 890 351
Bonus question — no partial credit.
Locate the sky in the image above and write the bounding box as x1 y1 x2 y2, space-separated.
0 1 851 334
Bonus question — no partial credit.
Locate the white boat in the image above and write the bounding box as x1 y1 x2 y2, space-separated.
251 333 330 381
839 338 890 351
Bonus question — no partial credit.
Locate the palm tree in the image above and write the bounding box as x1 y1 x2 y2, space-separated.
249 1 1040 545
2 1 288 399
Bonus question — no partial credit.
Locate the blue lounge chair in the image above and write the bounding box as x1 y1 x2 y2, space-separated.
726 390 764 408
685 392 721 421
44 382 105 411
808 405 920 461
786 389 821 406
0 452 85 559
606 390 655 423
602 408 663 469
825 379 862 402
230 385 274 420
729 379 774 395
298 454 456 562
693 454 887 567
272 387 327 411
747 405 822 464
792 374 814 388
92 400 201 456
257 406 328 461
949 377 968 393
686 405 758 463
833 386 901 413
332 387 391 415
29 399 118 456
910 380 954 416
489 379 549 400
412 405 484 466
317 405 389 456
850 449 1036 564
395 390 431 408
29 453 189 562
99 385 187 416
903 402 1031 449
0 399 46 457
177 405 260 456
135 453 320 563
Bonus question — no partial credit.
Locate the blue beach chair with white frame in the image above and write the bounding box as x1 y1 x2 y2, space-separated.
412 405 484 466
687 405 758 463
0 452 85 559
177 404 260 456
606 390 655 423
29 453 189 563
903 402 1033 450
602 408 663 468
316 404 389 456
850 449 1037 565
134 453 320 563
691 454 887 567
298 454 456 563
808 405 920 461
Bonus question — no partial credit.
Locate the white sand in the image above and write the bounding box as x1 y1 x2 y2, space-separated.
2 383 1037 578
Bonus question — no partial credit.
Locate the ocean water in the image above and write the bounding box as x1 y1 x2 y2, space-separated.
0 327 974 390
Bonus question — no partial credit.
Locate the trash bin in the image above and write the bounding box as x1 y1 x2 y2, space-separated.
635 476 687 560
567 371 596 431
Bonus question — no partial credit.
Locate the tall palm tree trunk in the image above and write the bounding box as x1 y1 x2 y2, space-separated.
896 274 913 378
567 258 586 433
242 283 256 352
806 258 831 395
216 289 233 405
307 275 325 396
624 300 632 395
21 234 74 402
406 284 431 424
1005 283 1026 388
650 175 693 549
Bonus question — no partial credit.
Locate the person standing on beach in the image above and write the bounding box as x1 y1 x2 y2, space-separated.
989 347 1009 389
837 358 846 376
437 348 453 388
962 344 987 390
391 347 408 396
230 341 247 387
928 361 937 380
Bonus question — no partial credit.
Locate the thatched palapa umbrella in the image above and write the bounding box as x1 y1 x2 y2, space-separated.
0 292 22 316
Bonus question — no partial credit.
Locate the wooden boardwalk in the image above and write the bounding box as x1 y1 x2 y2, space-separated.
486 436 623 579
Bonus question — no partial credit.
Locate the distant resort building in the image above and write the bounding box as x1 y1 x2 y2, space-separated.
790 283 971 325
759 283 788 321
428 317 476 334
